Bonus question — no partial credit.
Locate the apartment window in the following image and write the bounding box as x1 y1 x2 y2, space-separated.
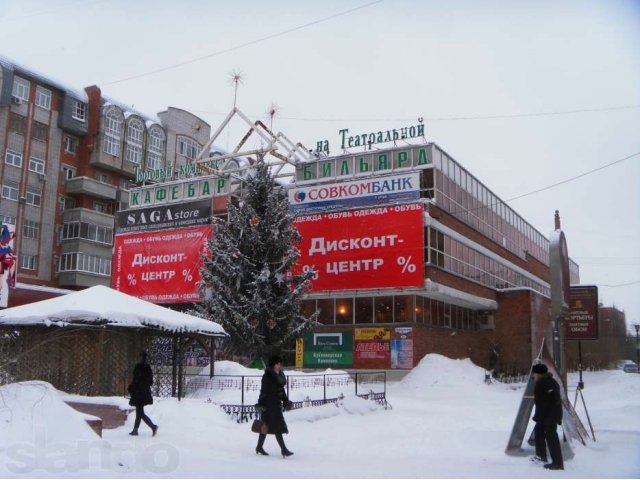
29 157 45 174
23 220 40 239
12 76 30 101
57 252 111 276
103 108 122 156
125 118 144 164
119 178 132 190
35 86 51 110
5 149 22 168
9 113 25 135
0 215 16 226
26 186 42 207
147 126 165 170
62 165 76 180
59 195 76 212
72 101 86 122
64 135 78 154
2 181 19 201
177 136 200 160
61 221 113 245
32 121 48 142
20 254 37 270
96 172 110 184
93 201 112 214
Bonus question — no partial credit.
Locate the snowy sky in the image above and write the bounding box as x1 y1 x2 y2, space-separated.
1 0 639 329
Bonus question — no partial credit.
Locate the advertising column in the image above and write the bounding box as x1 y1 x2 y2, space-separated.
0 223 17 308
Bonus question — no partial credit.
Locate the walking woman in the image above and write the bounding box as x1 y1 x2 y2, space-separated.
128 352 158 436
255 355 294 457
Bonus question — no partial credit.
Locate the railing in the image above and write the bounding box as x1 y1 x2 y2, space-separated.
132 370 389 421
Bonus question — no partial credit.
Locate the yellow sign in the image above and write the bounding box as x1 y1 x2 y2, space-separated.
295 338 304 369
355 327 390 341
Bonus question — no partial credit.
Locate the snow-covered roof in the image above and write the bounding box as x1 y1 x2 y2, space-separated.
0 285 225 337
102 95 161 124
0 55 88 102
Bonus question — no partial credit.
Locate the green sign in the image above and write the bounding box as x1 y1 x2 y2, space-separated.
303 332 353 368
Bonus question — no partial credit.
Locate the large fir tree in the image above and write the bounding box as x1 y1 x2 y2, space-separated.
198 159 318 362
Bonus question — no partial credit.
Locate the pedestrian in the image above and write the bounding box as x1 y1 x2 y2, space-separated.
531 363 563 470
128 352 158 437
255 354 294 458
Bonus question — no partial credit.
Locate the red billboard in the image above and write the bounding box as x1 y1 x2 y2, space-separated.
566 285 599 340
112 225 211 303
294 203 424 291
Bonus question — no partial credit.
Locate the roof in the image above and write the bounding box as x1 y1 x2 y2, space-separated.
0 285 226 337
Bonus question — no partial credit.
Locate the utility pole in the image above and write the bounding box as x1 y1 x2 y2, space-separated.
635 324 639 372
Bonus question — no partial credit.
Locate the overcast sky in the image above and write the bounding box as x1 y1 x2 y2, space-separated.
1 0 639 332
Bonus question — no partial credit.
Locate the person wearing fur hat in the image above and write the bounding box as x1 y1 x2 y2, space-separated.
254 354 294 458
127 352 158 437
531 363 563 470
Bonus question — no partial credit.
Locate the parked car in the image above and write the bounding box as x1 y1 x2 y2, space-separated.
622 362 638 373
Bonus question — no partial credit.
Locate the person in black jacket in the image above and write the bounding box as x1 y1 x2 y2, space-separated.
531 363 563 470
255 355 294 458
128 352 158 437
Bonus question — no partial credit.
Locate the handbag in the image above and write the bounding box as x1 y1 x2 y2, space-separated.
251 419 268 434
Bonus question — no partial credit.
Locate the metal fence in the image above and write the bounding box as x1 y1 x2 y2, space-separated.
132 370 389 422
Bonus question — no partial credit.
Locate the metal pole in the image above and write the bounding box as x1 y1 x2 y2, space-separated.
579 389 596 442
635 325 639 373
241 375 245 407
323 374 326 403
355 372 358 396
578 340 584 390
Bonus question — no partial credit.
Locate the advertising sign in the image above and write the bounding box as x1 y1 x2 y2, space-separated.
115 199 211 234
0 222 16 308
112 225 211 303
295 338 304 369
390 327 414 369
302 331 353 368
289 172 420 214
354 327 391 369
294 203 424 291
566 285 599 340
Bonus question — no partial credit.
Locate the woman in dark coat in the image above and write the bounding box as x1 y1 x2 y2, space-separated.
255 355 294 457
128 352 158 436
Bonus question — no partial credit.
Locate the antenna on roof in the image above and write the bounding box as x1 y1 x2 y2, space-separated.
267 103 279 132
229 69 245 108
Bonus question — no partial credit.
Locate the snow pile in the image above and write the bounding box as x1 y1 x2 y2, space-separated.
0 381 99 447
396 353 489 393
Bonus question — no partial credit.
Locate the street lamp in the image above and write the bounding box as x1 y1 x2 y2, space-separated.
634 324 639 373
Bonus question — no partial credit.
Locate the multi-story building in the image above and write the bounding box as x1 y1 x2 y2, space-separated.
0 56 211 305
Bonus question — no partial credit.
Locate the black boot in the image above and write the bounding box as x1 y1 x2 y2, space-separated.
256 434 268 455
129 430 138 436
275 433 293 458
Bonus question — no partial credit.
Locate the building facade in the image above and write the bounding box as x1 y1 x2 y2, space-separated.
0 56 212 305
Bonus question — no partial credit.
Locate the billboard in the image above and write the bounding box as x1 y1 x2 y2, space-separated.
566 285 599 340
289 172 420 215
354 327 391 369
390 327 414 369
302 331 353 368
115 199 211 235
112 225 211 303
293 203 424 291
0 223 16 308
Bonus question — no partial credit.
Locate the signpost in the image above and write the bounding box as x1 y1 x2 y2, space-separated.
567 285 599 389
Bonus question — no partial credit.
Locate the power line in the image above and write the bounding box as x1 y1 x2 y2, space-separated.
102 0 385 86
189 104 640 123
599 280 640 288
506 151 640 202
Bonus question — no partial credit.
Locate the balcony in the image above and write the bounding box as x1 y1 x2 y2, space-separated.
65 176 117 200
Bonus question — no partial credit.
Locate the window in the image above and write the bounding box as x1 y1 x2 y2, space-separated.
72 101 86 122
374 296 394 323
177 136 200 160
26 186 41 207
0 215 16 226
62 165 76 180
103 108 122 156
5 149 22 168
32 121 48 142
57 252 111 276
147 126 165 170
96 172 110 184
35 86 51 110
23 220 40 239
20 254 37 270
125 118 144 164
93 201 113 214
60 222 113 245
59 195 76 212
9 113 25 135
12 76 29 101
28 157 45 174
64 136 78 154
355 297 373 323
2 181 19 201
336 298 353 324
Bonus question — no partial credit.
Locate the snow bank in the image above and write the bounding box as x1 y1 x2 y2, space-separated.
0 381 99 448
396 353 489 392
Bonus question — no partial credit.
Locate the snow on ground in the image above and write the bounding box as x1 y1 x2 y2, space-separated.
0 355 638 478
